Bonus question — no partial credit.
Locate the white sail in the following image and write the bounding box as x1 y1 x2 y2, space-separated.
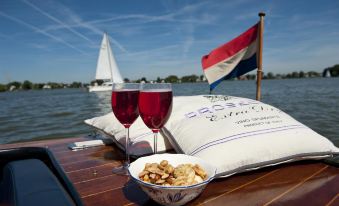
95 33 123 83
325 70 331 78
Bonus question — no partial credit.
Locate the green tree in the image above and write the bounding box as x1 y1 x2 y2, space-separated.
33 83 44 89
165 75 179 83
22 80 33 90
307 71 320 77
123 78 130 83
181 75 198 83
7 81 21 90
291 72 299 78
323 64 339 77
200 75 205 81
0 84 6 92
267 72 274 79
156 77 162 83
48 82 65 89
275 74 282 79
330 65 339 76
299 71 305 78
245 74 256 80
70 82 82 88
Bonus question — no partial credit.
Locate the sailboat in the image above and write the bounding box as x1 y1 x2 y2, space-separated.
88 33 123 92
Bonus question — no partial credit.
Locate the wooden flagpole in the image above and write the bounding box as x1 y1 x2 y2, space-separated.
256 12 265 101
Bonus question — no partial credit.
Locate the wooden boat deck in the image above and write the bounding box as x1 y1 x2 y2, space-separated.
1 136 338 206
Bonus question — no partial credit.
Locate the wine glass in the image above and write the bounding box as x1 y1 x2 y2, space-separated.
139 83 173 154
111 83 139 175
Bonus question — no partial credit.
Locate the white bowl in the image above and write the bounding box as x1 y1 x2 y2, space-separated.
128 153 216 206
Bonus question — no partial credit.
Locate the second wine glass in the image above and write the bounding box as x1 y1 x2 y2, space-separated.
111 83 139 175
138 83 173 154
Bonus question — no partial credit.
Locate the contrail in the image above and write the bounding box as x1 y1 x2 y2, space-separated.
0 12 88 55
22 0 94 44
72 18 128 53
22 0 127 53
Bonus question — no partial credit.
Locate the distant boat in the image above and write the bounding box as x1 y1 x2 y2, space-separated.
43 84 51 89
9 85 16 91
88 33 123 92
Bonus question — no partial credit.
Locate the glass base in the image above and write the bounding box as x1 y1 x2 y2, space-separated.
112 162 130 175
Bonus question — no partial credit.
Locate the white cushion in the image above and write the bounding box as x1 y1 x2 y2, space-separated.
161 95 339 177
84 113 173 156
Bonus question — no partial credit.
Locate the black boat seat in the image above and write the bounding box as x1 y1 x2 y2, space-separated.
0 159 75 206
0 147 83 206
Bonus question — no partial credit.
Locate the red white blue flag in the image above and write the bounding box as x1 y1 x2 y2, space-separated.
202 23 259 90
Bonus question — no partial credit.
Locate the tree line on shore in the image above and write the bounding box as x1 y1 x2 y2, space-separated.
122 70 323 84
0 68 336 93
0 81 84 92
244 70 322 80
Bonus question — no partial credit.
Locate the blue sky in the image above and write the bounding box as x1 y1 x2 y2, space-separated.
0 0 339 83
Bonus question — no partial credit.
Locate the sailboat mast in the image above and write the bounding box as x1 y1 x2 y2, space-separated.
105 33 114 82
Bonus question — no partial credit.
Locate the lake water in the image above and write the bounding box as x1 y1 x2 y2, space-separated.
0 78 338 146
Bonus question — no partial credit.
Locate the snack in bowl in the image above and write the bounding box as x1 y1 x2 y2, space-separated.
129 154 216 206
138 160 207 186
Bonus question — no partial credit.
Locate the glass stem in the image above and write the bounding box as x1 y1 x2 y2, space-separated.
125 127 130 167
153 131 158 154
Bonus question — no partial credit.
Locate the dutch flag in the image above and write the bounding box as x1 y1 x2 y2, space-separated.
202 23 259 91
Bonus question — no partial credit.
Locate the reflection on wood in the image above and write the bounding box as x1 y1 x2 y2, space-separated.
1 136 338 206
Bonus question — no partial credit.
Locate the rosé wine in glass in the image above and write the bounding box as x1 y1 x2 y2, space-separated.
111 89 139 127
139 84 172 154
111 83 139 175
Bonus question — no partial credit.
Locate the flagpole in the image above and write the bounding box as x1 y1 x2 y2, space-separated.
256 12 265 101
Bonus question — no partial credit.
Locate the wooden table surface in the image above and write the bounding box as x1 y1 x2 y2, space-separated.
1 136 338 206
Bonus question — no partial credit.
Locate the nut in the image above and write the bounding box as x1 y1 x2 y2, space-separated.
138 160 207 186
138 170 149 178
160 160 168 167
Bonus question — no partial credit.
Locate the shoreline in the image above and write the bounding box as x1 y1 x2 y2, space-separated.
0 77 336 93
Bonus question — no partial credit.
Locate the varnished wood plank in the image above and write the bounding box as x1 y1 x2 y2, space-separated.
198 170 283 206
55 147 114 164
0 136 87 149
67 163 119 184
187 168 278 205
1 137 338 206
82 180 149 206
263 165 328 206
48 142 81 152
192 169 280 206
325 193 339 206
76 175 129 197
60 152 114 166
199 164 329 206
270 166 339 206
63 158 117 172
48 137 113 153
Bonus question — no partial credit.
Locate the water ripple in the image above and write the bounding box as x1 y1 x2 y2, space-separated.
0 79 338 146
